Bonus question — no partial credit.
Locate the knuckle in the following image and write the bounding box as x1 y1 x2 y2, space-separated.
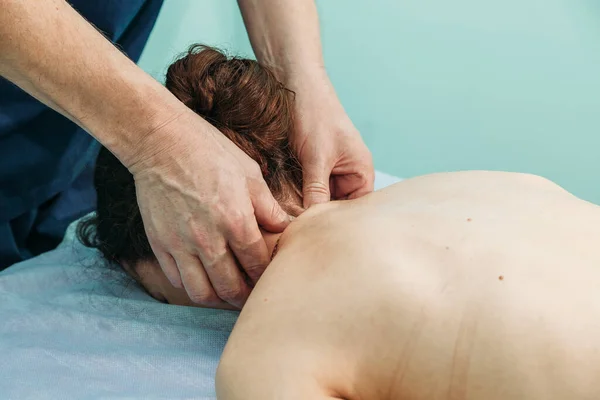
235 237 263 255
187 227 224 256
248 161 263 177
212 198 230 215
227 209 247 227
168 231 186 249
226 212 253 236
186 229 210 253
245 234 264 250
162 266 183 287
357 166 373 181
202 248 229 270
215 283 246 304
245 263 267 280
231 228 263 253
147 229 178 252
188 289 219 306
304 181 330 196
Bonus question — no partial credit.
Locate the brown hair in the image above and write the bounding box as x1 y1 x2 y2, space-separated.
77 45 302 266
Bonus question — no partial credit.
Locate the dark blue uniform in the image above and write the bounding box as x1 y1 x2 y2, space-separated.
0 0 164 269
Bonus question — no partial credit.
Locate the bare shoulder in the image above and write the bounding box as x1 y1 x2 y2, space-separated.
216 324 344 400
367 171 586 214
215 361 334 400
215 170 600 400
384 171 570 195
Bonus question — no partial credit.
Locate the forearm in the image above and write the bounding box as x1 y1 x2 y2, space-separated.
237 0 325 83
0 0 185 167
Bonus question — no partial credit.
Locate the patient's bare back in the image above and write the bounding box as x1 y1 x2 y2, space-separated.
217 171 600 400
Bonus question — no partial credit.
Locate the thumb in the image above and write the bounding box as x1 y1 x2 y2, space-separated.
252 181 292 233
302 163 331 208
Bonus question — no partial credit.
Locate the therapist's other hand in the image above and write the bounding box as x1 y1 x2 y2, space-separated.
129 109 291 309
288 71 375 207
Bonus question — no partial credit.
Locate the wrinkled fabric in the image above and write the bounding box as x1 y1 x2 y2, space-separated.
0 221 237 399
0 171 401 399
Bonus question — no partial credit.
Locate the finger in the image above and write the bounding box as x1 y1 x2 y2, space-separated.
330 164 376 200
251 181 292 233
364 165 376 192
302 161 331 208
347 176 375 199
353 165 376 198
228 220 270 284
200 245 252 309
174 253 222 307
153 249 183 288
329 175 337 199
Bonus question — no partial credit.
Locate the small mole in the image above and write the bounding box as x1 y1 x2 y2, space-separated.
467 218 472 222
445 246 450 250
263 298 268 302
498 275 504 281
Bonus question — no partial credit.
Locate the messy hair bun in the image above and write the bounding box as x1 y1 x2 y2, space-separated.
166 45 302 199
78 45 302 265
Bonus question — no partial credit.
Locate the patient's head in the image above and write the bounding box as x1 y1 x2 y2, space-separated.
78 45 303 306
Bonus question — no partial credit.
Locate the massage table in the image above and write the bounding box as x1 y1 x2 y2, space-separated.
0 171 401 399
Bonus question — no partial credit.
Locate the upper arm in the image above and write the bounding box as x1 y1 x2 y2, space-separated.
214 253 349 400
215 355 340 400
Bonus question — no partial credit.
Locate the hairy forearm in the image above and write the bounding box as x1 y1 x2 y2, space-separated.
237 0 325 82
0 0 185 167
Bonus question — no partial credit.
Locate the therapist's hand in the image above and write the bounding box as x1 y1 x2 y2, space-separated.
0 0 289 310
288 71 375 207
129 109 291 309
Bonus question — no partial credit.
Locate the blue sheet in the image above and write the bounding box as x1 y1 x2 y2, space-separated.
0 171 401 399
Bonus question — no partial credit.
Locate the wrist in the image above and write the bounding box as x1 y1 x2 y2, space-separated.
123 105 220 178
121 106 187 175
283 66 334 93
263 59 327 86
86 76 186 171
283 67 340 104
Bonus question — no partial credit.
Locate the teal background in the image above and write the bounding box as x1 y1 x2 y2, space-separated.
138 0 600 203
